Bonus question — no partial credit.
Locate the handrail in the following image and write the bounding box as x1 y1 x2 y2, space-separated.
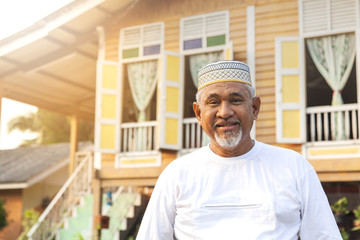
121 121 157 128
27 151 93 240
306 104 359 142
306 103 358 113
120 121 157 152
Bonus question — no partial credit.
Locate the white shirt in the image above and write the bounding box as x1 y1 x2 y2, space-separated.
136 141 341 240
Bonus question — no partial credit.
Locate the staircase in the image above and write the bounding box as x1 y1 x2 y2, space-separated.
57 190 147 240
27 152 149 240
58 194 93 239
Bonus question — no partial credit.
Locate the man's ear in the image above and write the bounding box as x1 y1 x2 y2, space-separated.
193 102 202 124
252 96 261 120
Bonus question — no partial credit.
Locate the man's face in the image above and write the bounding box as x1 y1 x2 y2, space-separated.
193 81 260 157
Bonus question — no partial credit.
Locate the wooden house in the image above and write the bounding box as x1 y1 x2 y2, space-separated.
94 0 360 196
0 0 359 239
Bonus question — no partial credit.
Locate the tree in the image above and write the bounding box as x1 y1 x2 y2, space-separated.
0 199 8 231
17 209 39 240
7 109 94 146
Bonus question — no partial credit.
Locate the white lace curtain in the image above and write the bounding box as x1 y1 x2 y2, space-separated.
189 52 223 88
127 60 158 122
306 33 356 140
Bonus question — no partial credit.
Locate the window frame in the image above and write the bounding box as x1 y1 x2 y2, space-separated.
180 10 230 55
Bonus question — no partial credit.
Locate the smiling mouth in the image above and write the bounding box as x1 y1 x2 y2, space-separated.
215 121 240 128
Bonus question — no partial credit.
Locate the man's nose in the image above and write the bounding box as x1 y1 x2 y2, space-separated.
217 102 234 119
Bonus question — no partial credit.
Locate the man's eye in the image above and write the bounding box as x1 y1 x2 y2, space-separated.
231 98 242 103
208 100 219 105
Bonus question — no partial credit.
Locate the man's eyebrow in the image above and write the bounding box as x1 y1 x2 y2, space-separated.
229 92 245 98
204 93 220 99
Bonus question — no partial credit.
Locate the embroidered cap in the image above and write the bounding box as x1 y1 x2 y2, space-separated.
197 60 252 91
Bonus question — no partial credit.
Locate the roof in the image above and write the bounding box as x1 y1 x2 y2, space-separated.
0 141 93 187
0 0 138 121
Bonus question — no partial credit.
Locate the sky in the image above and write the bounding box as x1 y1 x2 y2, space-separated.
0 98 38 149
0 0 73 40
0 0 73 149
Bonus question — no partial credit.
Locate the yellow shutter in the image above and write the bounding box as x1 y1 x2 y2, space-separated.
275 37 305 143
158 51 184 150
95 60 121 153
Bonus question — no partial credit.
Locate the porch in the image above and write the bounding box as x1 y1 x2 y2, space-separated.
305 103 360 160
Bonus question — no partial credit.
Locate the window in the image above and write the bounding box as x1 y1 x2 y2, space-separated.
180 11 232 151
306 42 357 107
180 11 229 53
180 11 231 118
300 0 357 37
119 23 164 123
120 22 164 60
300 0 359 142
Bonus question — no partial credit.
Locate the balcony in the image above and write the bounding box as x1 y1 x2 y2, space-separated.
116 121 160 167
306 103 359 143
305 103 360 160
181 117 209 155
120 121 158 154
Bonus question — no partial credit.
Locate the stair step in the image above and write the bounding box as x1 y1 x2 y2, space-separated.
76 203 93 217
68 216 92 229
59 228 90 240
83 194 93 206
58 193 143 240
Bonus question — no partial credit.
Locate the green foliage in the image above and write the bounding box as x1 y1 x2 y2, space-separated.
17 209 40 240
8 109 94 146
331 197 349 215
353 205 360 219
341 228 350 240
352 205 360 231
0 199 8 231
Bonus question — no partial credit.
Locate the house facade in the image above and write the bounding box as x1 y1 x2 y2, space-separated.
94 0 360 187
1 0 360 239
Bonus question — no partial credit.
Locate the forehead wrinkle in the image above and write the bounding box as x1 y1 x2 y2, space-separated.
204 91 246 100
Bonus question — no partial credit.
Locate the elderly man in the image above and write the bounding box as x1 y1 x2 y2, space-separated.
136 61 341 239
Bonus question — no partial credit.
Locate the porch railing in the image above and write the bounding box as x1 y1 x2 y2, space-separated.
120 121 157 153
27 151 93 240
182 117 209 154
306 103 359 143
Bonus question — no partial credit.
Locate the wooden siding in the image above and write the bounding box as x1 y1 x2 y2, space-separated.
253 0 302 153
94 0 360 182
104 0 250 60
101 0 303 164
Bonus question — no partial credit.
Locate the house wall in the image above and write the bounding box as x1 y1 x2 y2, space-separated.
100 0 302 166
99 0 360 182
22 165 68 212
0 189 23 240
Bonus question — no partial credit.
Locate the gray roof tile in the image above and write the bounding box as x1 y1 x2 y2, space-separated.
0 141 93 183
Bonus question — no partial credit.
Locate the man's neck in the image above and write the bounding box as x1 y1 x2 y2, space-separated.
209 138 255 157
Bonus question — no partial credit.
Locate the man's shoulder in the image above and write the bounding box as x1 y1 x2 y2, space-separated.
256 141 312 171
258 141 302 157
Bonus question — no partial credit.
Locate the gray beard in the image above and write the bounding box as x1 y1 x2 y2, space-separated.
214 130 242 148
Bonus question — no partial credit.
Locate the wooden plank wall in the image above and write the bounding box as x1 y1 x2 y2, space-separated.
102 0 302 156
252 0 302 153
